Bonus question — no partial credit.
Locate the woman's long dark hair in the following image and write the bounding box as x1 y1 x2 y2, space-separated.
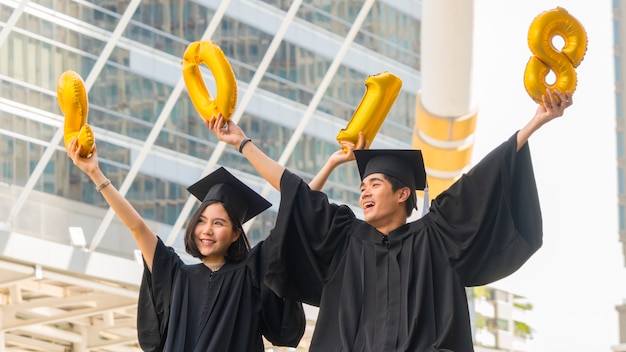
184 200 251 263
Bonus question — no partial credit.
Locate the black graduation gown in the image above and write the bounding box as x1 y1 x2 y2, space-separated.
137 237 305 352
264 133 542 352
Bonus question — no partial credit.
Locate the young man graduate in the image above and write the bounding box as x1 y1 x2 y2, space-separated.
205 88 573 351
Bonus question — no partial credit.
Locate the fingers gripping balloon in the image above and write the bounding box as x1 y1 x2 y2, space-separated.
57 70 95 158
336 71 402 150
183 40 237 121
524 7 587 105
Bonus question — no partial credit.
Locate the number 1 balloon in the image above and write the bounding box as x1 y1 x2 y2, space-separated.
336 71 402 149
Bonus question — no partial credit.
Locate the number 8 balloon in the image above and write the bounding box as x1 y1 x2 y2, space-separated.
524 7 587 105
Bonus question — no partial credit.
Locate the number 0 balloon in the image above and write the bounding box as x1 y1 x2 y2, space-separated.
524 7 587 105
183 40 237 122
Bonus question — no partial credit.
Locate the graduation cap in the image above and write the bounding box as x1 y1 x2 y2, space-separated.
187 167 271 225
354 149 428 212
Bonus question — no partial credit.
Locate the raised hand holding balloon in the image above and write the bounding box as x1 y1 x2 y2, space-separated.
57 70 95 158
336 71 402 150
524 7 587 105
183 40 237 122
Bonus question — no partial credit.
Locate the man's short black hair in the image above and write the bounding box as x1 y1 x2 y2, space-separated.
382 173 416 217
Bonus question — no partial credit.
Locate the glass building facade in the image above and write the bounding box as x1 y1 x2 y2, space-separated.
614 0 626 350
1 0 420 249
0 0 420 350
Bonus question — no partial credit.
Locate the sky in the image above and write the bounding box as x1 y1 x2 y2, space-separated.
470 0 626 350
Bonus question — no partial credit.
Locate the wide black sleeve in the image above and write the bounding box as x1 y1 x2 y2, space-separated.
137 238 180 352
249 241 306 347
264 169 355 306
426 132 543 286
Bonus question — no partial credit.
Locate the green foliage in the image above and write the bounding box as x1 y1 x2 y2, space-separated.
514 321 533 339
513 302 534 311
473 286 490 299
475 313 487 329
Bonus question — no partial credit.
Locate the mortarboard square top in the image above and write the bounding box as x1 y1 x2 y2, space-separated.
187 167 271 225
354 149 427 192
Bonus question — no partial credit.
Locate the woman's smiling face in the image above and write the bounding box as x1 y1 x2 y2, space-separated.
193 202 240 263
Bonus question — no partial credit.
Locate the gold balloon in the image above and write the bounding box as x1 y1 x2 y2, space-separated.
336 71 402 149
57 70 94 157
183 40 237 121
524 7 587 105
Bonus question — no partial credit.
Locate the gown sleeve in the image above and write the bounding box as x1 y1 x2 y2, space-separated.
250 241 306 347
264 169 356 306
137 237 180 352
426 132 543 286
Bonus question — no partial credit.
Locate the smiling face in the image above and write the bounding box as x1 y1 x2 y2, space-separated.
360 173 411 234
193 202 241 263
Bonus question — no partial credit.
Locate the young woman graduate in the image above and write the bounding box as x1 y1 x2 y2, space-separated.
206 88 574 352
67 138 317 352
